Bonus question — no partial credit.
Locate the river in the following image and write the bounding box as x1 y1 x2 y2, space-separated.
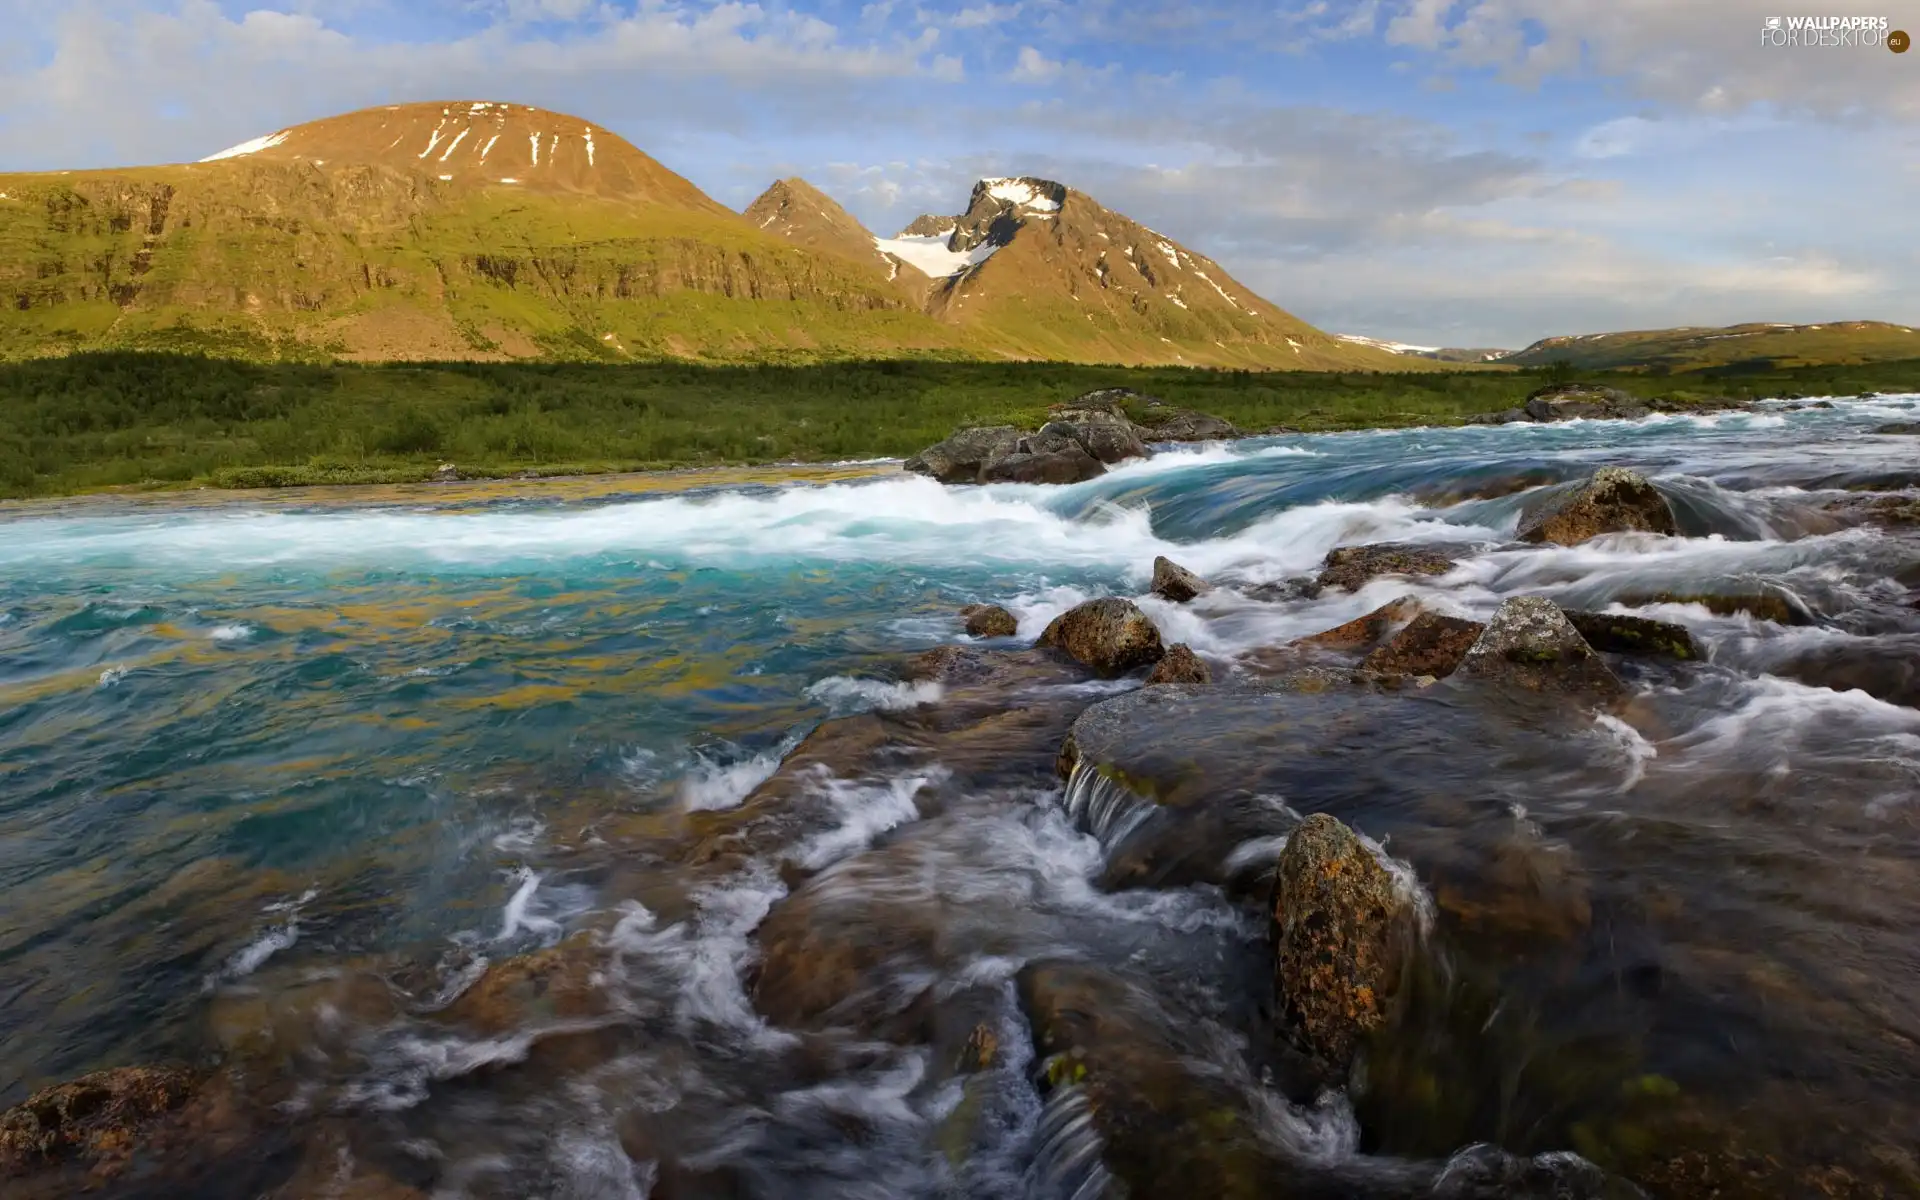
1 395 1916 1197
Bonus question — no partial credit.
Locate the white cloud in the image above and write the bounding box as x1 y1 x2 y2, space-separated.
1008 44 1061 82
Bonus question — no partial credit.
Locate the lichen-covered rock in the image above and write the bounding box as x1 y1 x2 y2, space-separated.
1049 409 1148 464
1315 544 1461 593
0 1065 200 1178
904 426 1023 484
1150 555 1214 602
1038 598 1166 677
1516 467 1678 546
1562 611 1701 661
1360 612 1485 678
1294 596 1424 650
1522 383 1650 423
1144 409 1241 442
977 446 1106 485
1145 643 1210 686
960 603 1019 638
1457 596 1623 703
1271 813 1410 1073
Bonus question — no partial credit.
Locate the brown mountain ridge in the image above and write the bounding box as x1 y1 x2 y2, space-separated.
0 100 1414 369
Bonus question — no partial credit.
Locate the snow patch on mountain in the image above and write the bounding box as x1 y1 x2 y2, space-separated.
872 230 1001 278
982 177 1060 212
1336 333 1442 355
200 131 290 162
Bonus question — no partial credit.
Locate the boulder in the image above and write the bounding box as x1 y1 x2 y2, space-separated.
1465 408 1528 425
1055 387 1136 415
1049 408 1148 464
1562 611 1701 661
1038 598 1166 677
1271 813 1411 1073
1457 596 1623 703
1875 422 1920 435
978 446 1106 484
432 462 459 482
1150 555 1215 602
1522 383 1650 423
1022 420 1090 456
1316 543 1461 593
1294 596 1424 650
1 1066 201 1178
1144 409 1241 442
1360 612 1485 678
904 425 1024 484
1145 644 1210 686
1516 467 1678 546
960 603 1019 638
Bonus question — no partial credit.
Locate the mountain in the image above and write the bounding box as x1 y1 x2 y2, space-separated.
856 176 1413 370
0 101 961 363
1499 321 1920 372
1335 334 1510 363
1 103 1409 369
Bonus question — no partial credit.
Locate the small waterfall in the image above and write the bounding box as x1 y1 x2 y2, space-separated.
1058 760 1161 851
1024 1083 1115 1200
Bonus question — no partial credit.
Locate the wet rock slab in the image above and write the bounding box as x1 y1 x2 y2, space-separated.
1317 544 1463 593
1517 467 1678 546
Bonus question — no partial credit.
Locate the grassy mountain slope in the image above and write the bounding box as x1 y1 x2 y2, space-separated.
0 102 967 364
1501 320 1920 372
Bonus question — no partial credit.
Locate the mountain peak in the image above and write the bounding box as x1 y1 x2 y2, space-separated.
193 101 725 210
745 176 919 283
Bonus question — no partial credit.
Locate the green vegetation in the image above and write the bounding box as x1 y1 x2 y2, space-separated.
1501 320 1920 372
4 352 1918 500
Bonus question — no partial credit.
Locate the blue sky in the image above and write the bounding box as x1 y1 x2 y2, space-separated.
2 0 1915 347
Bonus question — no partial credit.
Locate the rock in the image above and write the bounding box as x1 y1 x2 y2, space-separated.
1457 596 1623 703
1316 544 1461 593
977 446 1106 484
1150 555 1214 602
1522 383 1650 423
1294 596 1424 650
903 425 1024 484
1562 611 1701 661
1239 577 1320 603
1614 589 1813 625
1271 813 1410 1074
1516 467 1678 546
1054 387 1136 415
1038 598 1166 677
957 1023 999 1073
1048 408 1149 464
1143 408 1241 442
1 1066 201 1178
1465 408 1527 425
960 603 1019 638
1145 644 1210 686
1874 422 1920 435
432 462 459 482
1360 612 1485 678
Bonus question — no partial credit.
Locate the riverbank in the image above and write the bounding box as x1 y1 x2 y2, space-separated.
6 352 1920 499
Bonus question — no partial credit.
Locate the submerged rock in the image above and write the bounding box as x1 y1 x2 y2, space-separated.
1457 597 1623 703
1874 422 1920 435
1316 544 1462 594
1150 555 1215 602
1271 813 1411 1075
0 1065 201 1177
1145 643 1210 686
1294 595 1424 650
1614 589 1813 626
1516 467 1678 546
1360 612 1485 679
903 425 1024 484
960 603 1019 638
1038 598 1166 677
1522 383 1650 423
1562 611 1701 661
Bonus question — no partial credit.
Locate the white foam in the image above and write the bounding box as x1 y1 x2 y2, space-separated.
804 676 944 715
97 666 127 688
679 751 784 812
1593 713 1658 792
497 868 562 942
200 130 289 162
795 767 946 870
208 623 253 641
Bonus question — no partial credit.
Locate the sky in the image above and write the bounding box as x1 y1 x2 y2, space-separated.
1 1 1916 348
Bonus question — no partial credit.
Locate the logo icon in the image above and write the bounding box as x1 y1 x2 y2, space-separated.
1765 16 1782 30
1891 29 1911 52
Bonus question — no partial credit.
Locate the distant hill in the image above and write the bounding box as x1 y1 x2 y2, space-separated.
1335 334 1510 364
1499 321 1920 372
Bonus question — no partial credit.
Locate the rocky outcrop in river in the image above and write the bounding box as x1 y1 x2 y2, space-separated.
905 389 1240 485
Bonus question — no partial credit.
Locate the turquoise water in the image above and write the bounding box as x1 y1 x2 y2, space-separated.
2 396 1917 1195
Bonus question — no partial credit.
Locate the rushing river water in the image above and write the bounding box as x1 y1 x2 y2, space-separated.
2 396 1918 1197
